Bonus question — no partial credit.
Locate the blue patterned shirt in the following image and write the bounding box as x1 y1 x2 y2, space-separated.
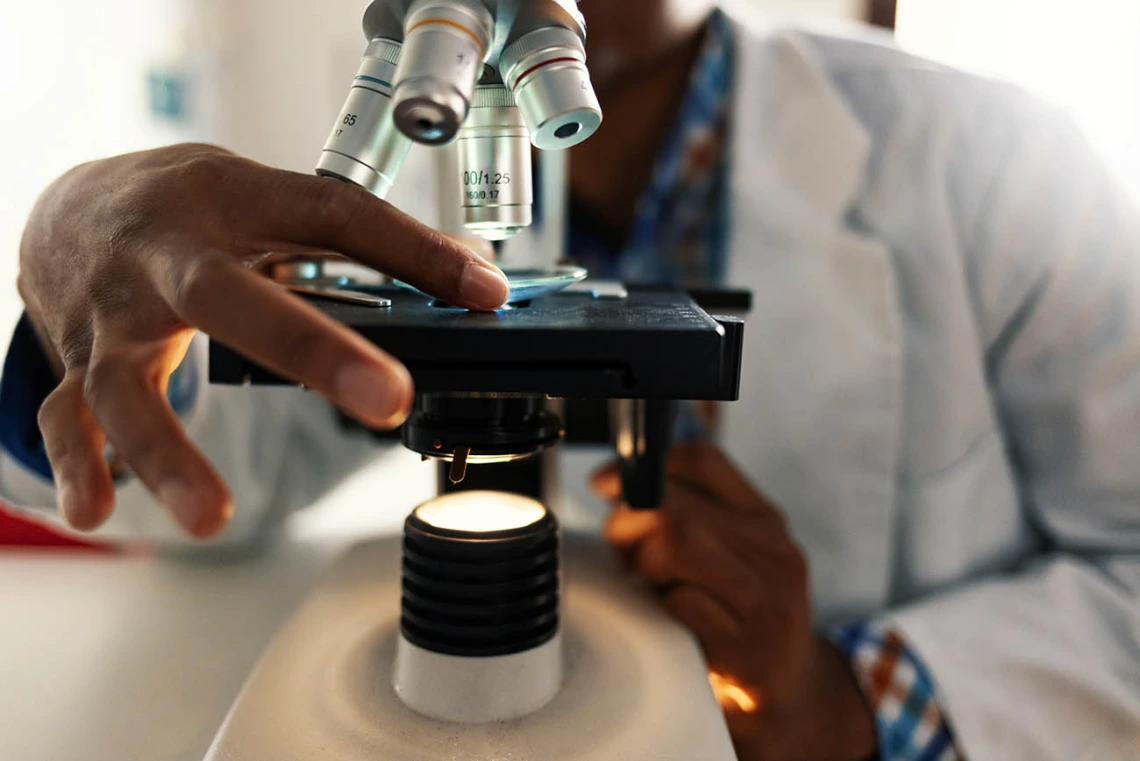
566 11 734 286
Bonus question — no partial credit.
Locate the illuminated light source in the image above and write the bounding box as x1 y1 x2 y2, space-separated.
413 490 547 533
709 671 760 714
393 490 563 723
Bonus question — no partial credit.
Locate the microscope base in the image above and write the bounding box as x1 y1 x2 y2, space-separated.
204 532 736 761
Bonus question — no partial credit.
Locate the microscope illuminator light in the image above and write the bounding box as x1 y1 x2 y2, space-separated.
394 491 562 722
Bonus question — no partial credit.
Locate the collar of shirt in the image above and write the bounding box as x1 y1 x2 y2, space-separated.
566 9 736 287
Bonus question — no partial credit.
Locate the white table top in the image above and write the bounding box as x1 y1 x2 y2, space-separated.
0 448 609 761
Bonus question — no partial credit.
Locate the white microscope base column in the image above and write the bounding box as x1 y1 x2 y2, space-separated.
205 531 736 761
393 632 563 723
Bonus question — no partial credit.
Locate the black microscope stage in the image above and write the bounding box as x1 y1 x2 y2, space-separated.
209 287 744 402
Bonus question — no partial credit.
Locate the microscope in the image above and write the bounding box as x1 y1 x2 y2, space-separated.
206 2 746 758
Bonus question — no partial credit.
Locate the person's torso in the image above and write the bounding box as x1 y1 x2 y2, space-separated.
388 14 1046 626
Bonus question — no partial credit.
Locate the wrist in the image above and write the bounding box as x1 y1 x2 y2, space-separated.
736 637 878 761
811 636 878 761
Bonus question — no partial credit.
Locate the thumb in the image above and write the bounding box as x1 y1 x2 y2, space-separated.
591 461 622 501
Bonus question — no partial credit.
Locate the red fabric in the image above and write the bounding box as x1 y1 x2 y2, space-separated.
0 503 111 551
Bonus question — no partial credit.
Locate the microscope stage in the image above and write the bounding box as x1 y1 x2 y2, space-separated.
209 288 744 400
204 532 736 761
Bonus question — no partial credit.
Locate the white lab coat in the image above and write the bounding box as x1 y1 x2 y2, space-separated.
3 13 1139 760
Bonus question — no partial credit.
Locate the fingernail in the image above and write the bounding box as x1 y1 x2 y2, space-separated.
459 265 509 310
336 361 412 428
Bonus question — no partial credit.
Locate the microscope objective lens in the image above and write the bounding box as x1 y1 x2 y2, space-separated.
456 84 534 240
316 37 411 198
554 121 582 139
390 0 494 144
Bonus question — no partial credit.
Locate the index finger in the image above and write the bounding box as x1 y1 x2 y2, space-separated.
222 161 509 310
162 252 413 429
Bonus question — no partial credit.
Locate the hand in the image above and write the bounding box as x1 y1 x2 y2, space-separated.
593 442 877 761
18 144 509 537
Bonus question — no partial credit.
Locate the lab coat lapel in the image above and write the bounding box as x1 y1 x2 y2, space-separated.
721 21 903 623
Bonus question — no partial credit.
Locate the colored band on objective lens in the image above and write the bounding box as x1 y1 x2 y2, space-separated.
406 17 486 58
356 75 393 89
509 57 581 92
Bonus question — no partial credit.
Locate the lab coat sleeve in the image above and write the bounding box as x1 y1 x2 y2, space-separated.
0 332 385 547
888 103 1140 759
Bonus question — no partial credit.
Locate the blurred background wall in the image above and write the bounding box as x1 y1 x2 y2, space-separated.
1 0 1138 355
897 0 1140 202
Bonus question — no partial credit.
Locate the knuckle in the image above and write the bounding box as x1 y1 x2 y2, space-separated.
140 148 237 230
106 204 157 257
177 148 236 188
309 179 369 239
170 257 229 317
82 358 126 412
88 269 145 317
412 225 452 279
277 325 328 369
58 323 93 370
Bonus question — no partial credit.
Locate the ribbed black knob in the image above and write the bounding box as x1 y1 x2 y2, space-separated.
401 495 559 658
